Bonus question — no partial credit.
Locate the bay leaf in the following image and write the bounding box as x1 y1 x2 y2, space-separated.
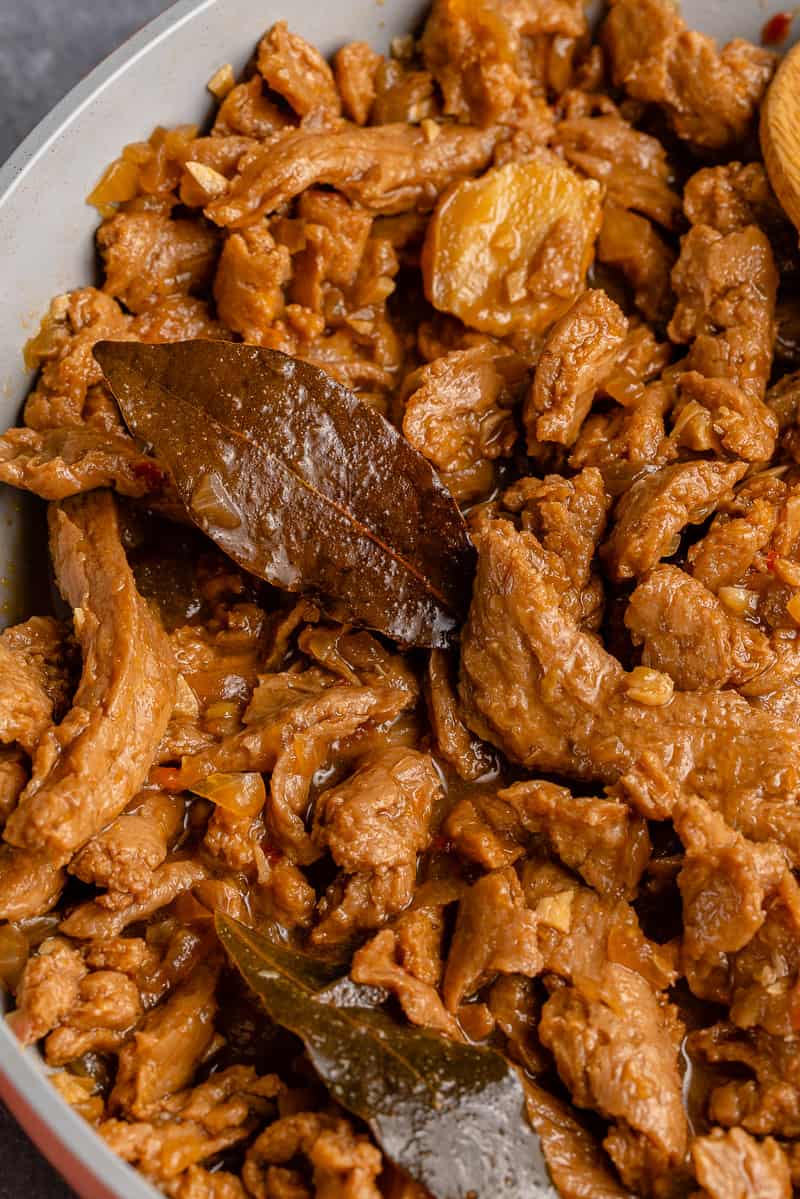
93 341 474 648
216 914 553 1199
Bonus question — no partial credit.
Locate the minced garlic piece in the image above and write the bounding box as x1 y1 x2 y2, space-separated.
184 161 230 199
207 63 235 99
625 666 674 707
718 586 757 616
535 890 574 933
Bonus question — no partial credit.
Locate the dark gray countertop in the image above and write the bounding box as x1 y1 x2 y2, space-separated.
0 7 173 1193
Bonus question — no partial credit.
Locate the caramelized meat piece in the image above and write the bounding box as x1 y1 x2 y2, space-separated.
312 747 439 872
525 1080 632 1199
10 937 87 1045
370 59 438 126
692 1128 791 1199
726 871 800 1037
311 861 417 947
570 380 675 492
203 807 265 874
256 22 341 118
297 626 419 699
683 162 786 236
0 746 27 824
539 964 687 1193
101 1066 281 1188
162 1168 247 1199
521 860 677 990
444 789 529 870
111 961 219 1118
334 42 382 125
669 224 777 402
23 287 132 430
45 968 144 1065
0 845 65 921
244 1112 382 1199
168 612 273 718
289 190 375 309
70 791 185 901
552 113 681 228
424 650 493 781
60 860 206 939
178 135 258 206
351 928 459 1038
248 855 317 931
675 371 777 463
625 565 776 692
504 466 611 597
394 906 446 987
420 0 584 125
167 682 410 863
131 295 229 344
0 623 60 755
602 460 746 582
459 520 800 860
596 204 675 323
0 615 71 717
0 426 175 503
402 345 525 482
524 289 628 447
488 975 546 1073
211 77 288 139
205 123 499 227
97 212 218 314
684 475 800 664
443 868 541 1010
688 496 778 594
674 799 790 1006
690 1023 800 1138
445 782 650 896
5 493 177 860
497 482 606 630
496 780 650 897
603 0 775 149
268 689 412 865
213 226 291 343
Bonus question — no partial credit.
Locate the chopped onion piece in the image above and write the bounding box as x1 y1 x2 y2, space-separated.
189 771 266 817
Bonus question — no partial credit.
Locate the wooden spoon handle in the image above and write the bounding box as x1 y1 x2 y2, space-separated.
761 41 800 236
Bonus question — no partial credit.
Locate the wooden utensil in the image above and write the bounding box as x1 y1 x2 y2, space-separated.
762 40 800 236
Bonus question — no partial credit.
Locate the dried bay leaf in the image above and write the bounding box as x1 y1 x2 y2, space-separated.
216 914 554 1199
93 340 474 648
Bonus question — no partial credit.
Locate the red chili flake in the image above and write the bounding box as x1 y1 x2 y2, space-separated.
762 11 794 44
132 459 167 491
766 548 779 572
263 844 283 865
431 833 453 854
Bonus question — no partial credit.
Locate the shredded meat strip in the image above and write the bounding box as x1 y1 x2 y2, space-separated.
4 493 176 860
0 845 65 921
603 0 775 149
539 963 688 1193
0 621 61 755
459 520 800 861
524 288 629 449
601 461 747 582
692 1128 791 1199
111 960 220 1119
205 123 500 228
0 425 175 503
